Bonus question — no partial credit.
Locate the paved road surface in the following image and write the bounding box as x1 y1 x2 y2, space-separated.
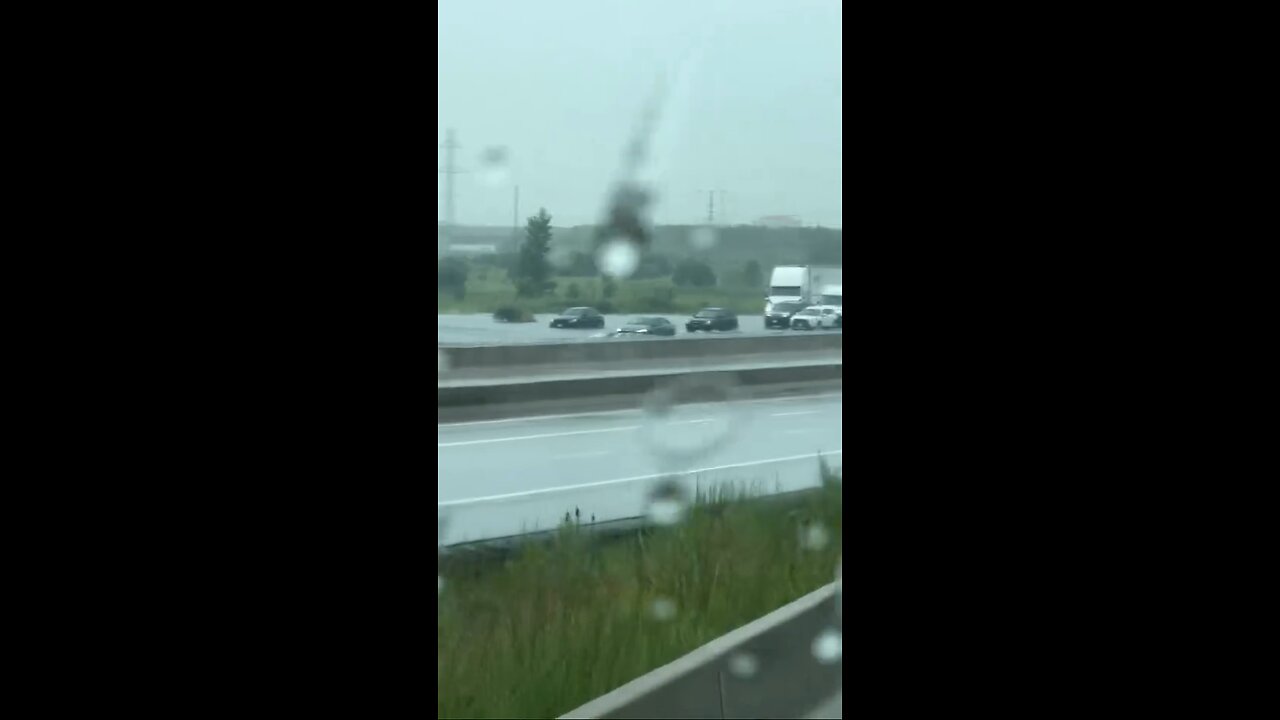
438 392 843 545
439 313 841 346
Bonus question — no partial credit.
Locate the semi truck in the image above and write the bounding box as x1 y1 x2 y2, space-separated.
766 265 841 312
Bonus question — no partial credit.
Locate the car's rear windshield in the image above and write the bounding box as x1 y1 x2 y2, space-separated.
695 310 722 318
564 308 588 316
797 309 819 316
631 317 661 325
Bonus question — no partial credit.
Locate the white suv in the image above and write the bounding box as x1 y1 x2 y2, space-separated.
790 306 839 330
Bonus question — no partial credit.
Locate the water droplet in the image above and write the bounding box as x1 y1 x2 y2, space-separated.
438 575 445 596
479 145 510 166
477 146 512 187
647 498 686 526
641 373 746 468
646 478 689 526
650 597 677 621
800 523 830 551
812 628 842 664
479 166 511 187
597 238 641 279
689 226 719 250
727 652 760 678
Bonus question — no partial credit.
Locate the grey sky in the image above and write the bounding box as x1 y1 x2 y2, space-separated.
438 0 841 228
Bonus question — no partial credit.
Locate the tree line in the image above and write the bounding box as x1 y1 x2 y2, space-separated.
440 208 767 301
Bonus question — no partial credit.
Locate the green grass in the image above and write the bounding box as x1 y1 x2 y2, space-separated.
439 273 763 317
437 470 842 719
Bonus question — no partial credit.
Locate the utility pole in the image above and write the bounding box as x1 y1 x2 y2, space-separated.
439 128 465 256
707 190 716 225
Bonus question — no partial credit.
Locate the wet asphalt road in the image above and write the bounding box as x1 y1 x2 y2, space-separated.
438 313 841 346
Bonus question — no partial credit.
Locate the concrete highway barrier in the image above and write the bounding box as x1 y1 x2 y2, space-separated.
440 333 842 371
437 362 842 422
560 582 842 719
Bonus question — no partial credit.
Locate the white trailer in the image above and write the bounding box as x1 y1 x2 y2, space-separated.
766 266 842 311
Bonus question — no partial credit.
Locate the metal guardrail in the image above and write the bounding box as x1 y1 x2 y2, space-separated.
560 583 842 719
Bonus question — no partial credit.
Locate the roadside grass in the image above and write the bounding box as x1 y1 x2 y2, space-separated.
437 468 842 719
438 274 763 318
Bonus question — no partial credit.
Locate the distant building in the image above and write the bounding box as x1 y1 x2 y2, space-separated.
755 215 803 228
437 224 509 256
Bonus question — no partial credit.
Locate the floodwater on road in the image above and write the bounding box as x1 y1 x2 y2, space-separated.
438 314 840 346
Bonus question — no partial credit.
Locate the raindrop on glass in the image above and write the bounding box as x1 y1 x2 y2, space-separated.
478 146 511 187
812 628 842 664
597 238 641 279
689 226 719 250
648 498 686 525
727 652 760 678
800 523 830 551
641 373 746 469
646 479 689 526
650 597 677 621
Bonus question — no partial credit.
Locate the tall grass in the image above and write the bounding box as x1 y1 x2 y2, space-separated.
437 471 842 719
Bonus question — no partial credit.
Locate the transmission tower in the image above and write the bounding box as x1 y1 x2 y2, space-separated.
439 129 466 255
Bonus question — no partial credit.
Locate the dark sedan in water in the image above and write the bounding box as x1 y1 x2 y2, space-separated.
685 308 739 333
613 316 676 336
550 307 606 329
763 301 807 329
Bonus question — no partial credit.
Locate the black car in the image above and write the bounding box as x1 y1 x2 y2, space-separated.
764 301 807 329
686 308 739 332
613 316 677 337
550 307 605 329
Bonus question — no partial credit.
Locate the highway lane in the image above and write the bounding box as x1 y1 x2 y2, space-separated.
438 392 842 546
438 313 841 346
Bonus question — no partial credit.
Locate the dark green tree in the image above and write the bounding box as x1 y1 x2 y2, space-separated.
743 260 763 288
634 253 673 279
564 251 598 277
438 257 469 300
566 282 581 300
513 208 555 297
673 258 717 288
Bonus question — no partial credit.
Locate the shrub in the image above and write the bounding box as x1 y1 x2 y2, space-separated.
493 306 536 323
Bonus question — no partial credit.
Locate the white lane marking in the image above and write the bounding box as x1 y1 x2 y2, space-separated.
552 450 611 460
772 410 819 417
438 417 713 448
438 450 842 507
439 425 638 448
436 392 842 429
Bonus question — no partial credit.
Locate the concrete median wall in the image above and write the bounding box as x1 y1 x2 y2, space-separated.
437 363 842 422
561 583 841 719
440 333 842 370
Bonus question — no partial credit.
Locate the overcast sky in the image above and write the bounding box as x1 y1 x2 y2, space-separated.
438 0 841 228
